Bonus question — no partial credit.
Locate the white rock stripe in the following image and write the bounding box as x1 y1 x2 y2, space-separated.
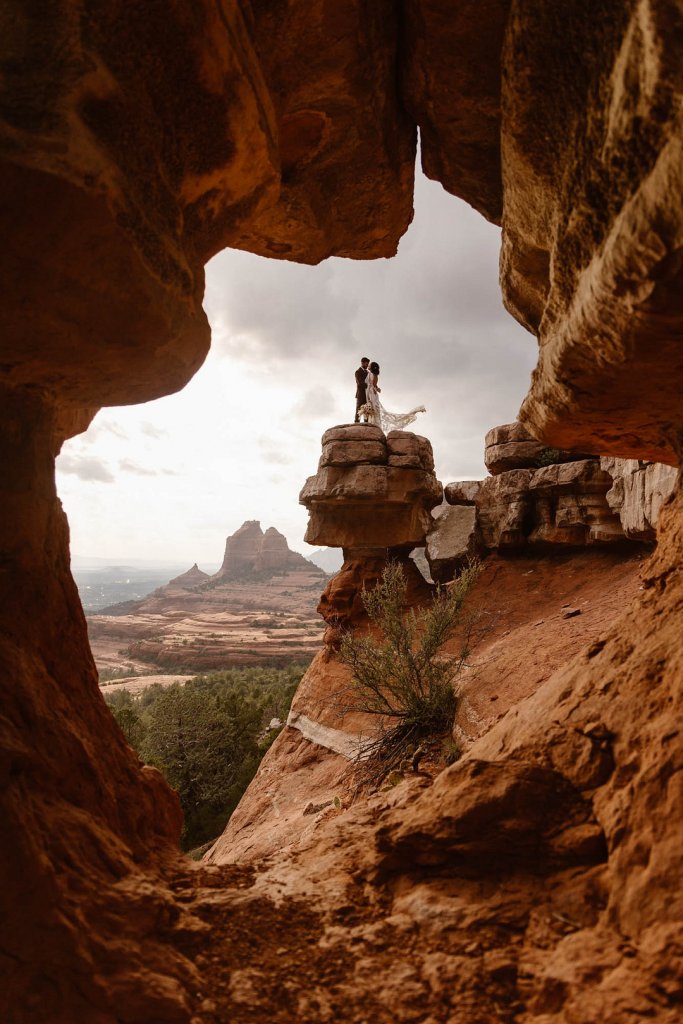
286 710 373 760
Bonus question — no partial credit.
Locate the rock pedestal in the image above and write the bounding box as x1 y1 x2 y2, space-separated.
300 426 442 633
301 426 442 552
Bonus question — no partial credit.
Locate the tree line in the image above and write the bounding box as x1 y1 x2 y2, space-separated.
104 664 307 852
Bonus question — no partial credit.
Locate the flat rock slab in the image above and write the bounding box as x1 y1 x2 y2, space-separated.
386 431 434 471
322 424 385 444
445 480 483 506
426 505 479 583
320 439 387 467
485 438 546 475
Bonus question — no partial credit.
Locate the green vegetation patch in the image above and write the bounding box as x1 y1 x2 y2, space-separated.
338 561 482 788
105 664 306 851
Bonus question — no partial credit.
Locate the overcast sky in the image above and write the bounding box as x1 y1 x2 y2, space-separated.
57 172 537 568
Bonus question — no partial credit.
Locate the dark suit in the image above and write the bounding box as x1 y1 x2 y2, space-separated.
354 366 368 422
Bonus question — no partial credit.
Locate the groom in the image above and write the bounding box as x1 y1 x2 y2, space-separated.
354 356 370 422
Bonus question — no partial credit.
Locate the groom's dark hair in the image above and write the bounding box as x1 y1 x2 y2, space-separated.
361 356 369 363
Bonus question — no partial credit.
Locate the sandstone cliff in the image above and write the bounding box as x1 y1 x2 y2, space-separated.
201 428 680 1024
1 5 682 1022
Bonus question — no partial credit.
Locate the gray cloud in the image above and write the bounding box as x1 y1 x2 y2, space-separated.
90 418 128 441
140 421 169 439
119 458 157 476
257 436 293 465
288 386 341 421
57 453 115 483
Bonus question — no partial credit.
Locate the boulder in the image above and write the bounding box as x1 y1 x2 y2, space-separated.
445 458 631 555
386 430 435 471
484 421 546 474
320 439 387 467
601 458 678 542
474 470 534 550
484 421 596 475
322 424 385 445
426 505 480 583
445 480 483 506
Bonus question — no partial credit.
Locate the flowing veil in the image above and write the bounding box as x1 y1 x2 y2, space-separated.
364 371 425 431
377 402 426 432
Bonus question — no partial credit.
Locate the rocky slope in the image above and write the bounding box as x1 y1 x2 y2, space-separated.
207 429 653 865
201 434 680 1023
1 5 682 1022
88 521 326 674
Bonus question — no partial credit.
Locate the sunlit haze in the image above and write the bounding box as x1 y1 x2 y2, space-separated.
57 173 537 567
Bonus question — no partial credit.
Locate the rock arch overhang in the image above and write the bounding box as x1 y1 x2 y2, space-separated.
1 1 681 1020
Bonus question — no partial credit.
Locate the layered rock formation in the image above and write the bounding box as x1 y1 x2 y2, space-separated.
1 4 683 1022
202 456 681 1024
300 426 441 632
484 421 595 475
301 426 441 552
208 427 442 863
217 521 311 577
601 457 679 542
500 3 683 466
429 422 678 581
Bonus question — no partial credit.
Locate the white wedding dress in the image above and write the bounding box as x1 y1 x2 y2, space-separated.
365 372 426 432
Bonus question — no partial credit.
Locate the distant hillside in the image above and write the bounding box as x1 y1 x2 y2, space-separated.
306 548 343 574
89 520 327 676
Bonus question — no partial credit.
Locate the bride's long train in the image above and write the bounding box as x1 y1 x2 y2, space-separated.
370 402 426 432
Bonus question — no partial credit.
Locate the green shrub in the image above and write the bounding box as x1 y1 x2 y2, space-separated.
338 561 481 785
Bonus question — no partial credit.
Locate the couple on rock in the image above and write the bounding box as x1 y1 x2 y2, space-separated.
354 356 426 432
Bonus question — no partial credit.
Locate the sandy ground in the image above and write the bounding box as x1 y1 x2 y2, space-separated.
99 674 195 695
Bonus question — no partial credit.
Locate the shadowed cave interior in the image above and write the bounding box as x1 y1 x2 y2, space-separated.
1 3 682 1022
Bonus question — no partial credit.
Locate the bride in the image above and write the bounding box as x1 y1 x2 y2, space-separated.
364 361 426 432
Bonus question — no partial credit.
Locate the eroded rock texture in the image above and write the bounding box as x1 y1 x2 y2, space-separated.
501 0 683 464
217 520 312 577
601 457 679 541
432 422 678 578
199 488 680 1023
0 387 191 1022
300 425 442 549
1 2 683 1021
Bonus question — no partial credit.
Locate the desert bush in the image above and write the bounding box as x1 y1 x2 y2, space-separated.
338 561 481 785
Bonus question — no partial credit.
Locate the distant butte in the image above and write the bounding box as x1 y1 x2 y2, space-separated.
216 520 316 578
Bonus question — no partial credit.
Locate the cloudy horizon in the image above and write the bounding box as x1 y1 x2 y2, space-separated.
57 171 537 567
